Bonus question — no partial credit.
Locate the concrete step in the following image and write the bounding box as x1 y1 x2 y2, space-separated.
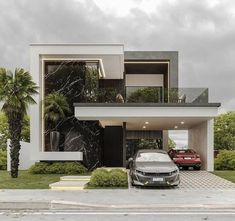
60 176 91 181
50 180 88 190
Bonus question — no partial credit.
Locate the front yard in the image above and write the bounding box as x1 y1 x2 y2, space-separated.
212 171 235 183
0 169 234 189
0 170 62 189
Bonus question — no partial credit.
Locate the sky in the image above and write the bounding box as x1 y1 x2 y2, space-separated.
0 0 235 147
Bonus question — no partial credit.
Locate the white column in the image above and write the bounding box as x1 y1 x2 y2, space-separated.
188 119 214 171
207 119 214 171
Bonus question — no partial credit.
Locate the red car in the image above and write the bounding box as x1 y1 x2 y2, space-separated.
168 149 201 170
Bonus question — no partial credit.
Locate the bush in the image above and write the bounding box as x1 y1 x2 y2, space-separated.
215 150 235 170
88 168 128 188
0 149 7 170
127 87 161 103
29 162 87 174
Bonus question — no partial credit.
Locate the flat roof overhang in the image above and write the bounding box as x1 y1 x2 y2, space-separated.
74 103 220 130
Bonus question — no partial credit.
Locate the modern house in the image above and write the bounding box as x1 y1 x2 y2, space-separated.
7 43 220 171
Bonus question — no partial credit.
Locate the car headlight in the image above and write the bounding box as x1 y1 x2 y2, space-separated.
170 169 179 175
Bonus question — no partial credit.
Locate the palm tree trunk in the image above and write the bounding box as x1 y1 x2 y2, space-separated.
8 113 23 178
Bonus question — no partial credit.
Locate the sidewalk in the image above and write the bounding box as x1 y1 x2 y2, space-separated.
1 189 235 210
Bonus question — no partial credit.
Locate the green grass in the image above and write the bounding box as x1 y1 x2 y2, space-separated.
0 170 63 189
212 171 235 183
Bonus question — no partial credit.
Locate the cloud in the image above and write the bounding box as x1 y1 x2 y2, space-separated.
0 0 235 111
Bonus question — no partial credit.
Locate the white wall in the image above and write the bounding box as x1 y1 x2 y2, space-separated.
7 140 83 171
126 74 163 87
7 140 36 171
188 119 214 171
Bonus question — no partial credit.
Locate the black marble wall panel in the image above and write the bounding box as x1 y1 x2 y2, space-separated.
44 61 103 170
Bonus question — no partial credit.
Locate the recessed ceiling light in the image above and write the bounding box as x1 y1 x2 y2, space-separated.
145 121 149 124
143 125 146 129
174 125 178 129
180 121 185 125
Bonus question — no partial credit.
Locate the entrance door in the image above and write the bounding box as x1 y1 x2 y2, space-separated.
103 126 123 167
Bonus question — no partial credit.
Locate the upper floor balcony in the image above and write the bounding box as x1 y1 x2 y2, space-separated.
81 87 209 105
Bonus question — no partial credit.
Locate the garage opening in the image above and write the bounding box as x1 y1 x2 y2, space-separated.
126 130 163 161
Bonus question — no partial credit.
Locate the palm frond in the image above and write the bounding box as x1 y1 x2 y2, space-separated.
44 92 70 127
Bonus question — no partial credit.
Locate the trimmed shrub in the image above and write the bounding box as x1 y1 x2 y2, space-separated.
214 150 235 170
64 162 88 174
29 162 50 174
29 162 87 174
89 169 128 188
0 149 7 170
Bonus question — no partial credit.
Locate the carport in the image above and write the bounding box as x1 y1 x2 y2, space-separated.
74 103 220 171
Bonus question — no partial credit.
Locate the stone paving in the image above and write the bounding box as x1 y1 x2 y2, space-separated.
179 171 235 190
49 176 91 190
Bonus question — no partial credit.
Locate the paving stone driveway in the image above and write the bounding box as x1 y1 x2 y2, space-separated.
129 171 235 190
179 171 235 190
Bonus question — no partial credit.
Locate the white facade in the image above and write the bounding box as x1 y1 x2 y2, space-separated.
126 74 164 87
5 43 220 171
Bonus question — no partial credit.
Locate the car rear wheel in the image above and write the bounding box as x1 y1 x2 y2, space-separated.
194 166 201 170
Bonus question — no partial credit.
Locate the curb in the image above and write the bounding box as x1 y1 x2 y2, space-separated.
0 201 50 210
51 200 235 210
1 200 235 210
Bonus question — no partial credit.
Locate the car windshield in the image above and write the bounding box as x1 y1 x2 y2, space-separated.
136 152 172 162
176 149 194 154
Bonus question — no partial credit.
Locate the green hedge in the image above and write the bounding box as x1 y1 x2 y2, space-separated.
0 149 7 170
29 162 87 174
215 150 235 170
88 169 128 188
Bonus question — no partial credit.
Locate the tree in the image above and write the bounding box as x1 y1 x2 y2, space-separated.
214 111 235 150
0 112 30 151
44 92 70 129
0 68 38 178
127 87 161 103
138 139 162 149
168 138 176 149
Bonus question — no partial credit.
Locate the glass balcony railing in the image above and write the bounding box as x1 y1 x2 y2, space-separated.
81 87 209 104
126 87 208 104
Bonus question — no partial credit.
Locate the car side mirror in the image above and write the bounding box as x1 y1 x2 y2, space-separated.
128 157 133 162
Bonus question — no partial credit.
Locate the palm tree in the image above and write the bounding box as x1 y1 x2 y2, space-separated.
44 92 70 151
0 68 38 178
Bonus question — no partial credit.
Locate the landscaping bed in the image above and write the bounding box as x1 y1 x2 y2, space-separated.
213 171 235 184
86 168 128 189
29 161 87 174
0 162 90 189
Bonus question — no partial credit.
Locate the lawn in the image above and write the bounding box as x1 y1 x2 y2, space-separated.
0 170 62 189
213 171 235 183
